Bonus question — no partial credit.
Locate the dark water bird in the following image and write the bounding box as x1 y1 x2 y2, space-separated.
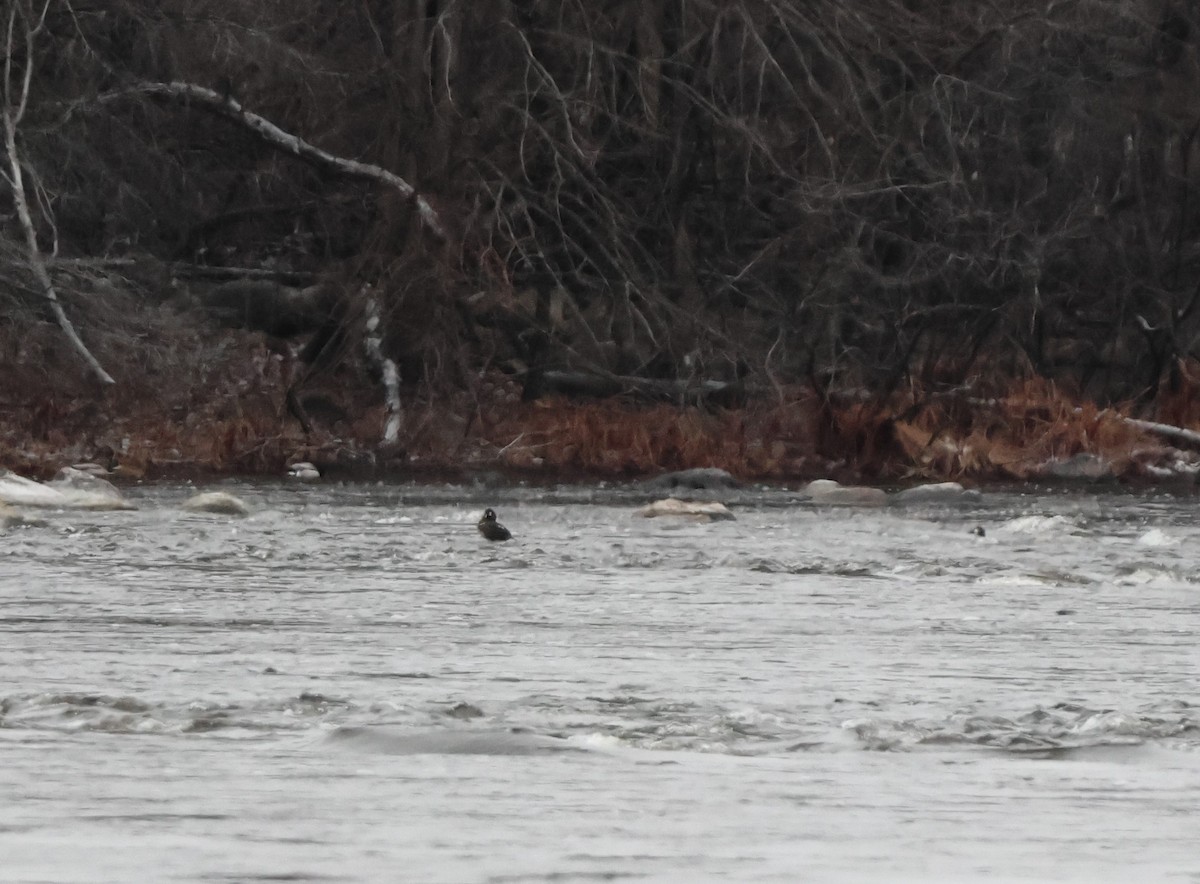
477 508 512 541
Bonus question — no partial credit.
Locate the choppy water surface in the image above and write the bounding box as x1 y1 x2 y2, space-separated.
2 481 1198 883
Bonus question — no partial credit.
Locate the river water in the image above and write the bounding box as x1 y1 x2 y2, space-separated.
1 481 1198 883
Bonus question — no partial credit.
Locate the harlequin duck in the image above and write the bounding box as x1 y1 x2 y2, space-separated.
477 508 512 541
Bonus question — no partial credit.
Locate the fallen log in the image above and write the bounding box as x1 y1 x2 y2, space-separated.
1120 417 1200 449
170 264 316 285
524 369 747 407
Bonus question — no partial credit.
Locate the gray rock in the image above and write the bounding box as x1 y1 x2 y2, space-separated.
801 479 888 507
644 468 739 492
0 468 134 510
636 497 736 521
892 482 983 504
444 702 485 720
286 462 321 481
1036 453 1112 481
49 467 129 504
67 463 113 478
181 491 251 516
329 725 576 756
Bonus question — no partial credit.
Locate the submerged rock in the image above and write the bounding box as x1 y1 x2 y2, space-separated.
0 468 135 510
329 725 577 756
892 482 982 504
445 702 485 720
181 491 251 516
636 497 735 521
643 467 739 492
801 479 887 507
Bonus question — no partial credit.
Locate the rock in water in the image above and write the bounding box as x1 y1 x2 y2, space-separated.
801 479 887 507
49 467 131 507
0 468 135 510
636 498 735 522
286 462 321 481
444 702 485 720
892 482 983 504
644 468 739 492
181 491 251 516
1036 453 1112 481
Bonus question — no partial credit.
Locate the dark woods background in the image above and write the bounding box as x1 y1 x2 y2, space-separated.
5 0 1200 413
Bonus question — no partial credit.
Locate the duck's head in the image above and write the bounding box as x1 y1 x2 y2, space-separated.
481 508 498 522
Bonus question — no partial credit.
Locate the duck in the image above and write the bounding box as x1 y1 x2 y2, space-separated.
477 508 512 541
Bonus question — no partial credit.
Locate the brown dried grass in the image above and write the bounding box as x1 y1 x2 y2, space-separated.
478 371 1195 483
4 313 1198 484
887 378 1151 480
483 388 824 479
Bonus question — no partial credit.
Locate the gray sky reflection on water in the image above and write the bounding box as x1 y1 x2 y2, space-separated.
1 482 1198 882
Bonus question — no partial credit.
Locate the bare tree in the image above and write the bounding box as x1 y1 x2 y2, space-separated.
10 0 1200 415
2 0 113 384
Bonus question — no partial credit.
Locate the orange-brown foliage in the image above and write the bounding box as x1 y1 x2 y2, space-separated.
482 390 823 479
4 318 1199 484
887 378 1152 480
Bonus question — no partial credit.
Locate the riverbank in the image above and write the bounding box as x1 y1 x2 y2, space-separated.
7 1 1200 495
4 319 1200 488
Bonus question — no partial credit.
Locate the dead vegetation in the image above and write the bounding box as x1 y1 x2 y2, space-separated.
3 309 1197 483
463 370 1199 482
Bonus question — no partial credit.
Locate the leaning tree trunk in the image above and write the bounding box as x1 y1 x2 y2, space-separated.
107 80 448 242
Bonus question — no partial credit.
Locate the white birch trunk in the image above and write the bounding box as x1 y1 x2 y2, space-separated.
362 287 403 445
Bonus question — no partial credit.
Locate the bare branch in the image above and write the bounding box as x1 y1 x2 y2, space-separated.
102 80 448 242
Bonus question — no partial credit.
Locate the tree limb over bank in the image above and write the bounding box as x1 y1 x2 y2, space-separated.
102 81 447 242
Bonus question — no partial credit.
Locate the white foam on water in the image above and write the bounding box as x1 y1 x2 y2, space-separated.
1000 514 1078 535
1136 528 1176 547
